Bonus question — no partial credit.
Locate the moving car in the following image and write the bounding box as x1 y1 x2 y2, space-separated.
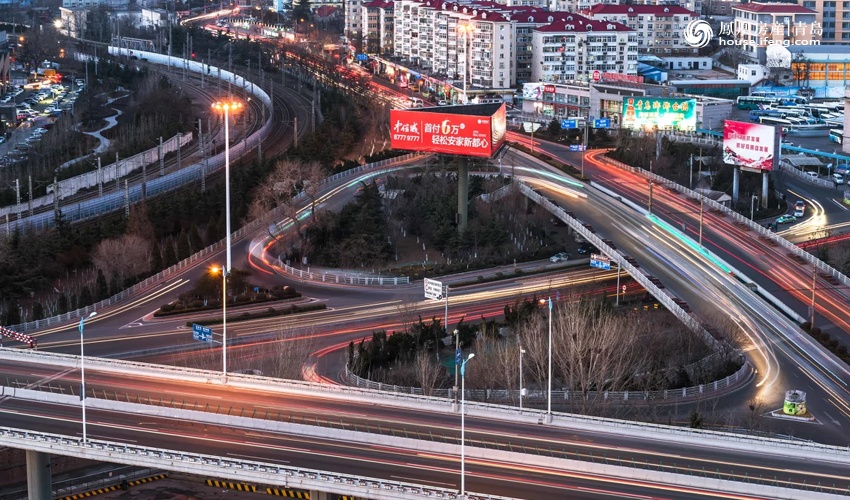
776 214 797 224
550 252 570 263
793 201 805 217
577 243 599 255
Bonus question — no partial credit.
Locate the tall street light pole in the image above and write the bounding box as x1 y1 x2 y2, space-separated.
519 343 525 409
460 353 475 499
547 296 552 422
78 311 97 443
211 99 243 377
211 265 227 374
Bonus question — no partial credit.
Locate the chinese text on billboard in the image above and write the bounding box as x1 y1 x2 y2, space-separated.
722 120 778 172
390 106 506 158
621 97 697 131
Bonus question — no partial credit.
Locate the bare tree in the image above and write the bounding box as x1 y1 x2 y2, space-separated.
247 159 305 238
414 350 443 396
90 234 152 284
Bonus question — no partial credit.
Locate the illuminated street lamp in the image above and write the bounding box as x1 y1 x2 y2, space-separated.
78 311 97 443
539 297 553 422
460 353 475 499
210 265 227 375
211 99 243 377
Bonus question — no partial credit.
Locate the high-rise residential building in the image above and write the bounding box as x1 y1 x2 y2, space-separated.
531 13 637 83
584 4 699 55
362 0 395 55
731 2 818 64
799 0 845 43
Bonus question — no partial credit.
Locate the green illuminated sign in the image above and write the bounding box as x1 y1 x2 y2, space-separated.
621 97 697 131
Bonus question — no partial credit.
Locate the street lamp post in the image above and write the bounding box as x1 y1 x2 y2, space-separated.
539 297 553 421
519 344 525 409
211 99 243 378
210 265 227 374
751 195 759 220
78 311 97 443
460 353 475 499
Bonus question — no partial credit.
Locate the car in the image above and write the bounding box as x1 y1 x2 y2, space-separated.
437 100 449 106
793 201 805 217
805 171 819 179
577 243 599 255
776 215 797 224
550 252 570 263
0 96 11 103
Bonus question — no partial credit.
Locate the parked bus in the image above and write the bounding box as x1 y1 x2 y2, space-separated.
830 128 843 145
736 96 777 110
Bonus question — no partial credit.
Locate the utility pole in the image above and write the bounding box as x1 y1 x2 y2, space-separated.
27 174 32 216
698 195 704 247
811 266 817 328
159 136 164 176
293 116 298 148
97 157 103 197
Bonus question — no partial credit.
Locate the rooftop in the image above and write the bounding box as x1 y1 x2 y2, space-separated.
731 2 816 14
586 4 697 16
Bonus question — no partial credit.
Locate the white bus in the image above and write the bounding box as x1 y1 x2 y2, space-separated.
830 128 843 145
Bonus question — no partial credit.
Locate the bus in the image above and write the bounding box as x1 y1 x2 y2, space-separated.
830 128 843 145
736 96 777 110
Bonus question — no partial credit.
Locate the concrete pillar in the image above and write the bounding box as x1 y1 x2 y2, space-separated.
732 167 739 205
309 491 328 500
457 158 469 233
762 171 769 209
26 450 51 500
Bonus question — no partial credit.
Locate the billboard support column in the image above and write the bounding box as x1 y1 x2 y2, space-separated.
458 158 469 233
762 171 769 209
732 167 740 205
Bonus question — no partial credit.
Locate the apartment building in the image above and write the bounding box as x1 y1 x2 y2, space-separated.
362 0 394 55
345 0 364 41
731 2 818 64
393 0 515 88
801 0 849 43
584 4 699 55
509 9 570 84
531 13 638 83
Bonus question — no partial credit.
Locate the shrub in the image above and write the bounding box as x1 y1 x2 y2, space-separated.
159 303 176 313
235 294 251 303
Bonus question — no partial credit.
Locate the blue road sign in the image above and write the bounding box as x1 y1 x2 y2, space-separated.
590 254 611 271
455 348 462 366
594 118 611 129
561 119 578 129
192 323 213 343
356 54 368 61
569 144 587 152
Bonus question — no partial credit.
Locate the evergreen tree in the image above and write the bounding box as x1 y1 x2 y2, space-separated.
80 287 93 308
32 302 44 321
188 223 204 253
150 243 164 273
548 117 562 138
205 215 219 245
162 237 178 268
58 294 69 314
3 301 20 325
109 272 121 296
96 269 109 301
176 229 191 261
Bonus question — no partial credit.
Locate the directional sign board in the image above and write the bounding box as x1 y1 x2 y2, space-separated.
356 54 368 61
561 119 578 130
192 323 213 343
590 253 611 271
424 278 444 300
569 144 587 152
594 118 611 129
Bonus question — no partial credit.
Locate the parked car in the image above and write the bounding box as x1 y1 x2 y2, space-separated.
577 243 599 255
776 215 797 224
550 252 571 263
805 171 819 179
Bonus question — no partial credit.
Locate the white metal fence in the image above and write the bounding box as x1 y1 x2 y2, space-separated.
344 362 752 403
279 263 409 286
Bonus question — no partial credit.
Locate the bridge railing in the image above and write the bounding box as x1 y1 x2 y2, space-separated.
599 154 850 292
7 153 423 332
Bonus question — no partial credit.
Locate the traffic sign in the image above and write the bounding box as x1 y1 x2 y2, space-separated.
592 70 601 81
561 119 579 129
593 118 611 129
356 53 368 61
192 323 213 343
455 348 461 366
569 144 587 152
424 278 444 300
590 253 611 271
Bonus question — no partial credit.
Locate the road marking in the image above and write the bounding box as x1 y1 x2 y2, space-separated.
227 453 289 464
823 409 842 426
831 198 849 211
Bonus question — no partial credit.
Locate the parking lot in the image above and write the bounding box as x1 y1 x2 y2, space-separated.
0 79 85 166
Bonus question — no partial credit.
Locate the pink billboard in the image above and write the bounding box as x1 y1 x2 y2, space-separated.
723 120 779 172
390 104 506 158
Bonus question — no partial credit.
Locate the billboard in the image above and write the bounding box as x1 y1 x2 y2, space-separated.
723 120 779 172
621 97 697 131
390 104 506 158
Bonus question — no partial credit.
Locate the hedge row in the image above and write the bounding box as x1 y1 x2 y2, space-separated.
154 292 302 318
187 302 327 327
802 322 850 365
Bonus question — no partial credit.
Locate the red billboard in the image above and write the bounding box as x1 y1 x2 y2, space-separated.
390 104 506 158
723 120 779 172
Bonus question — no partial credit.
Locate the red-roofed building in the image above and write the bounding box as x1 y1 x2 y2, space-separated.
531 14 638 83
731 3 819 64
585 4 699 54
361 0 394 55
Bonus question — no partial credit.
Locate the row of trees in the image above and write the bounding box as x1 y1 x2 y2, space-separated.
351 294 736 416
